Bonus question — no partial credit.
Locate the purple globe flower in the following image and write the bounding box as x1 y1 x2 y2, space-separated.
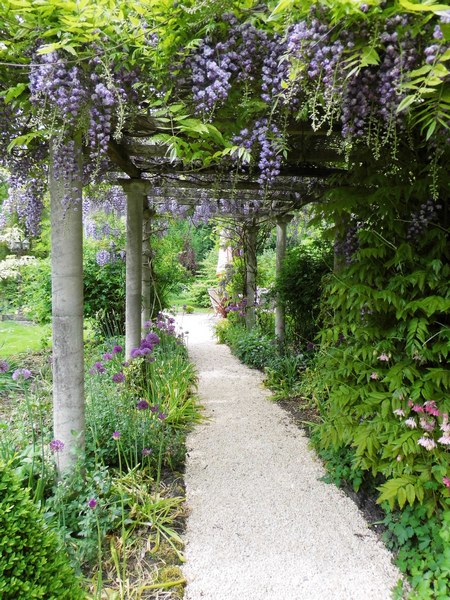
158 411 167 421
112 345 123 354
142 448 152 456
112 372 125 383
12 368 32 381
103 352 113 361
49 439 64 452
137 399 149 410
0 360 9 373
88 498 97 509
112 431 121 440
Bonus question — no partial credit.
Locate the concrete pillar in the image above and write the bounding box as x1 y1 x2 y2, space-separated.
275 214 292 344
50 135 84 473
141 207 155 329
244 223 258 330
120 180 149 358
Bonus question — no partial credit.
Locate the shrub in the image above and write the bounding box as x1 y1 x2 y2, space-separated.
275 240 333 347
0 461 84 600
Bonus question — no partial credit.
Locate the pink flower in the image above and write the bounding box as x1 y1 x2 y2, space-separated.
370 372 379 380
412 404 424 413
393 408 405 417
443 477 450 489
49 439 64 452
418 437 437 451
419 417 436 432
396 455 402 462
438 435 450 446
112 431 121 440
377 353 389 362
440 413 450 433
404 418 417 429
424 401 440 417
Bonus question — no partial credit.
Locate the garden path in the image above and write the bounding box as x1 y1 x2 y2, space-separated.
178 312 401 600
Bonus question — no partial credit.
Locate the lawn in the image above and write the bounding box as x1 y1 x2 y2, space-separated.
0 320 51 356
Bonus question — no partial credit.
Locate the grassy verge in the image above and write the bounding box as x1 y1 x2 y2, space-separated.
0 320 51 355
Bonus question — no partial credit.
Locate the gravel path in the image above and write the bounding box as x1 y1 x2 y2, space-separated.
179 313 401 600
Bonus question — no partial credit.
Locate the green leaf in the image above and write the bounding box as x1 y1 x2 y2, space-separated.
3 83 28 103
397 94 417 113
7 131 43 152
268 0 294 20
399 0 450 12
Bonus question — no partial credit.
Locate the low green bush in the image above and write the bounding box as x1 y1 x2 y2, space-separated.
0 461 84 600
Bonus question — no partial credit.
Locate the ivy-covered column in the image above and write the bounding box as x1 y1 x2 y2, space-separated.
141 206 155 329
50 135 84 474
121 179 148 358
275 214 292 344
244 222 258 330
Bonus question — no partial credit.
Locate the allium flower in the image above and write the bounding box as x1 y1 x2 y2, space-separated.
146 332 160 345
88 498 97 509
12 368 32 381
49 439 64 452
103 352 113 361
158 411 167 420
130 348 143 359
143 320 152 329
137 399 149 410
370 372 379 380
112 372 125 383
112 431 121 440
393 408 405 417
404 418 417 429
89 361 105 374
150 405 159 413
418 437 437 451
0 360 9 373
377 353 389 362
443 477 450 489
142 448 152 456
112 345 123 354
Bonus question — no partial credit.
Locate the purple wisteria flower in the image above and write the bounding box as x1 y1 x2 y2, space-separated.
88 498 97 509
49 439 64 452
12 368 32 381
112 431 121 440
112 372 125 383
0 360 9 373
137 399 149 410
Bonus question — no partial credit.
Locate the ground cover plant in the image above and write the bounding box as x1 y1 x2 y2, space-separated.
0 313 200 598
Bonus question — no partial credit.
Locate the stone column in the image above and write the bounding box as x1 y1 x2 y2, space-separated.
244 223 258 330
275 214 292 344
50 135 84 473
141 206 155 329
120 179 149 358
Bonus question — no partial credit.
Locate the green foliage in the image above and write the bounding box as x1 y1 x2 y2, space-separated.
187 246 220 308
382 506 450 599
216 322 278 370
275 240 333 347
311 172 450 514
0 461 84 600
264 353 305 399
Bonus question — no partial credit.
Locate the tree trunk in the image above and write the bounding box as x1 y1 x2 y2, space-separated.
275 215 291 344
244 224 258 330
50 136 84 474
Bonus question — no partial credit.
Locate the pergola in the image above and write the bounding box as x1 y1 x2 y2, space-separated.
51 117 346 472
